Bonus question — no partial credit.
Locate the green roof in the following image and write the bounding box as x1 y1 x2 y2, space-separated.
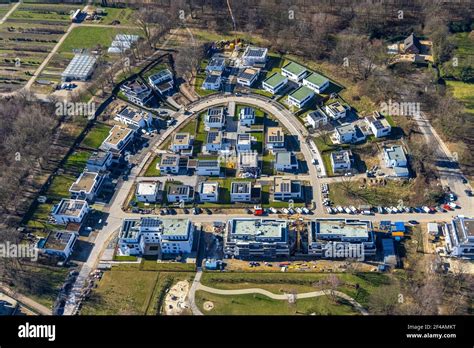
304 72 329 87
282 61 307 76
263 73 287 88
289 86 314 102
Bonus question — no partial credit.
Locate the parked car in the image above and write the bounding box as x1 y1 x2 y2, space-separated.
408 220 419 225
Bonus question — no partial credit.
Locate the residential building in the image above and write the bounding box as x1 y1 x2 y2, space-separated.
443 216 474 259
86 151 112 172
238 151 259 174
100 125 134 154
230 182 252 202
330 150 353 172
275 152 298 172
308 219 376 258
262 73 287 94
201 74 221 90
383 146 409 177
52 199 89 225
159 154 181 174
266 127 285 150
119 79 152 106
205 131 223 152
366 112 391 138
148 69 173 95
196 160 220 176
61 54 96 81
236 133 252 152
69 171 106 201
206 56 225 74
302 72 329 94
281 61 307 82
325 101 347 119
236 68 259 87
225 218 290 259
287 86 314 108
136 181 161 203
205 107 226 130
171 133 193 153
306 108 328 129
115 105 152 129
241 46 268 67
239 106 256 126
273 177 302 201
166 184 194 203
118 218 193 256
198 182 219 202
333 123 365 144
38 231 78 259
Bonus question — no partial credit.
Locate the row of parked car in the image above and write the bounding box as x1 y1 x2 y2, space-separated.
326 202 460 215
246 207 311 215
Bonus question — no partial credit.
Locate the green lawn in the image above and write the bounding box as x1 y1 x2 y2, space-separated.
441 32 474 80
446 80 474 114
261 151 274 175
11 3 78 22
59 26 137 53
63 150 91 174
196 291 359 315
96 7 137 26
81 123 112 149
143 155 161 177
46 173 76 200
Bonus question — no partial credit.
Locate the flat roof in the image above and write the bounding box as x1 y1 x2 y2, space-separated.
274 177 301 194
117 106 150 123
136 181 159 195
207 131 223 144
197 160 219 168
289 85 314 102
385 145 407 163
199 182 219 194
62 54 96 79
240 106 255 118
208 56 225 67
160 153 180 167
282 61 307 76
87 151 111 166
173 133 191 146
276 151 297 166
149 68 172 82
69 171 99 194
42 231 75 251
231 181 251 194
238 152 258 168
307 108 327 122
314 219 371 239
167 184 191 196
243 46 267 58
336 123 355 135
304 72 329 87
55 199 87 217
331 150 352 165
238 68 259 80
160 218 191 237
230 218 287 240
237 133 251 145
104 125 133 146
263 73 286 88
267 127 284 143
326 101 346 114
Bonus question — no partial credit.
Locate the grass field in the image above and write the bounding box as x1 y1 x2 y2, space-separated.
80 263 195 315
446 80 474 114
95 7 136 26
63 150 91 174
196 291 359 315
81 123 112 149
143 155 161 176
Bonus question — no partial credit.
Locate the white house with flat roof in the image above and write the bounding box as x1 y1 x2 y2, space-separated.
205 107 226 130
120 79 152 106
366 113 391 138
333 124 365 144
167 184 194 203
308 219 376 259
205 131 223 152
275 152 298 172
306 108 328 129
136 181 161 203
202 74 221 90
266 127 285 150
273 177 302 201
384 145 407 168
242 46 268 67
38 231 78 259
100 125 134 154
230 182 252 202
302 72 329 94
330 150 353 172
225 218 289 259
281 61 307 82
159 218 194 254
236 133 252 152
198 182 219 202
239 107 256 126
115 105 152 129
262 73 287 94
443 216 474 259
325 101 347 119
52 199 89 225
171 133 193 153
238 151 259 174
287 86 314 108
69 171 105 201
237 68 259 87
148 69 173 87
159 154 181 174
196 160 220 176
86 151 112 172
206 56 225 74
